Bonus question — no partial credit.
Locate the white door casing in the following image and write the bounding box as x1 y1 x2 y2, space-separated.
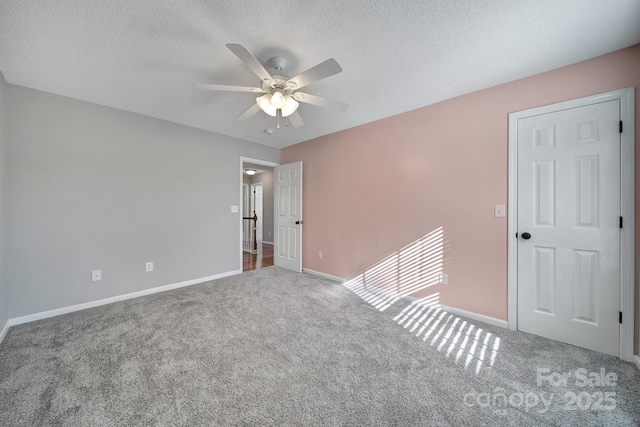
242 184 250 217
508 88 635 361
275 161 303 272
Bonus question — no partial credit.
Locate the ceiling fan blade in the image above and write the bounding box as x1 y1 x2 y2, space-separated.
294 92 349 112
226 44 273 83
195 84 265 93
237 104 261 121
287 58 342 89
287 111 304 128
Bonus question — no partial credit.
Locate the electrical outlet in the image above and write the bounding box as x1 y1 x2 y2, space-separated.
92 270 102 282
317 251 323 260
146 262 153 272
439 273 448 285
231 205 239 213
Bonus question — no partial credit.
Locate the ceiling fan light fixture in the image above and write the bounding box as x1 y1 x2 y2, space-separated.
264 105 277 117
256 94 277 116
270 90 285 109
258 91 296 117
281 96 299 117
257 94 270 108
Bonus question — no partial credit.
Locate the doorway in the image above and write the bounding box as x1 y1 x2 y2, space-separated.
507 88 635 360
241 159 277 272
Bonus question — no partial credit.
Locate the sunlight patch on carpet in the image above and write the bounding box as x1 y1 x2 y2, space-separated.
394 298 501 374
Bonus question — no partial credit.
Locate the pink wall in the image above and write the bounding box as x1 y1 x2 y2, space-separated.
281 46 640 321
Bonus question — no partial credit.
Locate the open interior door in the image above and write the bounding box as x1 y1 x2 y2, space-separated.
274 161 302 272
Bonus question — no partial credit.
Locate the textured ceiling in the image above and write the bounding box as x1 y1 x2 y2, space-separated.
1 1 639 149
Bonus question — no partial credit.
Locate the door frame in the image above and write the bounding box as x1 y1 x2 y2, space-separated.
239 157 279 272
507 87 635 361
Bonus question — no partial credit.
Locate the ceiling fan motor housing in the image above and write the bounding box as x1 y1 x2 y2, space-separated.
261 76 296 94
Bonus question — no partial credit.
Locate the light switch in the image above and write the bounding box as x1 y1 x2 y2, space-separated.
231 205 239 213
439 273 448 285
494 204 506 218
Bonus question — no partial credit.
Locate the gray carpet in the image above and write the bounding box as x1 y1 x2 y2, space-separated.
0 266 639 426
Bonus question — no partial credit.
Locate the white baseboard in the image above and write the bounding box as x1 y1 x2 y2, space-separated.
302 268 346 283
439 305 509 329
634 355 640 371
261 241 273 245
338 276 508 329
8 270 242 327
0 319 10 344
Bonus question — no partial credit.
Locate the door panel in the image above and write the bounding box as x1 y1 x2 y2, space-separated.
534 246 555 314
517 100 620 356
573 250 597 323
575 155 599 227
534 160 556 226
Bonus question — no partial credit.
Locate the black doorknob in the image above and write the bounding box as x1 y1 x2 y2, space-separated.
521 232 532 240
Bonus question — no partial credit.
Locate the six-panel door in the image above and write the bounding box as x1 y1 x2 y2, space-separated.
517 100 621 356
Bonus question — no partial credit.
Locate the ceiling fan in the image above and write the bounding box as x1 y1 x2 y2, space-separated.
196 44 348 128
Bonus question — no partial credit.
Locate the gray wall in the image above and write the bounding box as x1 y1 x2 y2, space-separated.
0 73 7 328
7 85 279 318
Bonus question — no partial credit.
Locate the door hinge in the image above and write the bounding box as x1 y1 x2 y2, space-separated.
619 311 623 324
619 121 623 133
620 217 623 229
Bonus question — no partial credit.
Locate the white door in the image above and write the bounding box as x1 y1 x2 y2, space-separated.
274 161 302 272
251 183 263 242
517 100 621 356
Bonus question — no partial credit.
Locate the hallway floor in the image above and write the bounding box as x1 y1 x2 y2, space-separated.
243 242 273 271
